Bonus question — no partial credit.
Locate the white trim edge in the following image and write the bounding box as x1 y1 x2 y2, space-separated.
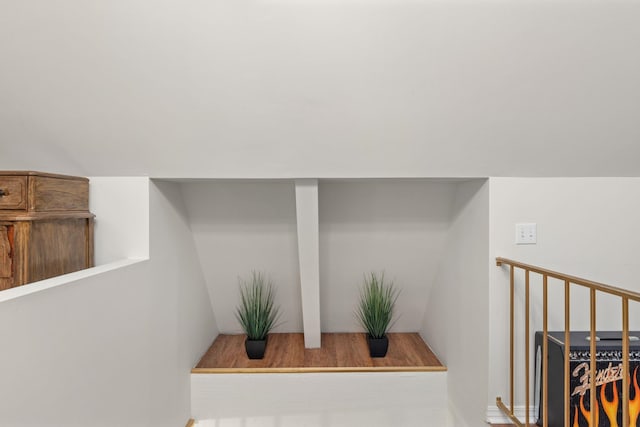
0 258 148 303
486 405 537 424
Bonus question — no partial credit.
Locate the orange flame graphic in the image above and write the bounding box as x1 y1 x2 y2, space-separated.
572 365 640 427
601 378 619 427
630 366 640 427
579 392 599 427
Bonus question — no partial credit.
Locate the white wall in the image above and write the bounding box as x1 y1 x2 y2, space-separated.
147 180 218 425
1 1 639 178
180 179 460 336
180 180 303 334
319 180 457 332
192 371 449 427
421 179 490 427
488 178 640 415
90 176 149 265
0 260 152 427
0 179 217 426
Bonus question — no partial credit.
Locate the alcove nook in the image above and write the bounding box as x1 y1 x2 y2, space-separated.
172 177 490 424
178 178 483 338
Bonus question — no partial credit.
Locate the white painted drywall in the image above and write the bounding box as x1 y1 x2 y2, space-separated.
192 371 449 427
0 259 152 427
295 179 321 348
180 179 460 336
90 176 149 265
319 180 457 333
147 180 218 425
180 180 303 334
421 179 490 427
1 1 639 178
488 178 640 416
0 178 217 426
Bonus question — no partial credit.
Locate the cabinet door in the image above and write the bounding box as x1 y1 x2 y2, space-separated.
28 218 89 283
0 224 14 290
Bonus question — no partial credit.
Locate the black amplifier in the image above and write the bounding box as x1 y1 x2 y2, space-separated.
534 331 640 427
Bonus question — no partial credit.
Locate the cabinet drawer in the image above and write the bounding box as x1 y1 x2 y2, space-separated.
0 177 27 210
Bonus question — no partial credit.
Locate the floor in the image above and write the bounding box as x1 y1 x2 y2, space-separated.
193 332 445 373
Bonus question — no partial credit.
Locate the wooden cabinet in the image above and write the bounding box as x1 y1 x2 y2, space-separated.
0 171 94 290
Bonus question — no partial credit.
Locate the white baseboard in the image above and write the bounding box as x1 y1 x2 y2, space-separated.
486 405 537 424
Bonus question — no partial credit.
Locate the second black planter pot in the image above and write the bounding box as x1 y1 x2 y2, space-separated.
245 337 268 359
367 335 389 358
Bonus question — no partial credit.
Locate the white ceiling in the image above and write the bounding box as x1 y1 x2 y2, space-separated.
2 0 639 178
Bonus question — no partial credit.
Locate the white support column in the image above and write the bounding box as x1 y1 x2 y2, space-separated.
295 179 321 348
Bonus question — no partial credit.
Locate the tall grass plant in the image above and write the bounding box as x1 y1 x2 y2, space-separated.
356 272 399 339
235 271 281 341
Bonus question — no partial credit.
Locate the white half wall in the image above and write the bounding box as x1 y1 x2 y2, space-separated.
319 180 457 333
421 179 490 427
0 260 152 426
488 178 640 413
0 178 217 426
191 371 449 427
180 180 303 334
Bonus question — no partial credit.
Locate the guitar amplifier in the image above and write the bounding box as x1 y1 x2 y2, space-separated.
534 331 640 427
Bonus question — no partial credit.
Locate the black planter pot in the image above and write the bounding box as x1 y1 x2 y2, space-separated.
367 335 389 358
245 337 268 359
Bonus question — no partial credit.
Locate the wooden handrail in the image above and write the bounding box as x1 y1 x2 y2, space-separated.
495 257 635 427
496 257 640 302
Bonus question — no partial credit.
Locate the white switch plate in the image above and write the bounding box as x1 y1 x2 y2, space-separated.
516 223 537 244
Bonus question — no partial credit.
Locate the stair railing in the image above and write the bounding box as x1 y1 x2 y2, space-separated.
496 257 640 427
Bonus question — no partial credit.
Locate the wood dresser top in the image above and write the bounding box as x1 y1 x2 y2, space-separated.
0 171 88 181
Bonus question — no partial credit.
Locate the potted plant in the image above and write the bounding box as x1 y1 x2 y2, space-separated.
235 271 282 359
356 272 399 358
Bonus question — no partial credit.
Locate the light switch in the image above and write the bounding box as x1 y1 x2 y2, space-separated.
516 223 537 245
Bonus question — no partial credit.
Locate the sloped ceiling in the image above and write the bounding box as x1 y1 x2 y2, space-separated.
1 0 639 178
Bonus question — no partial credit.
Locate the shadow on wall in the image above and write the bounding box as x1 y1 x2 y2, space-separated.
180 180 303 334
319 179 460 333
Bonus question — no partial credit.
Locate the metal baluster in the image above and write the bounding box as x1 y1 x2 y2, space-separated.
543 275 548 427
565 280 570 427
525 270 530 427
590 289 597 427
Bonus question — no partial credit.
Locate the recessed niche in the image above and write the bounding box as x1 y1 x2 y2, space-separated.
318 179 460 333
178 178 486 339
180 180 303 334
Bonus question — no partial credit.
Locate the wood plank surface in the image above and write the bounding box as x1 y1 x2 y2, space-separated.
193 332 445 373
